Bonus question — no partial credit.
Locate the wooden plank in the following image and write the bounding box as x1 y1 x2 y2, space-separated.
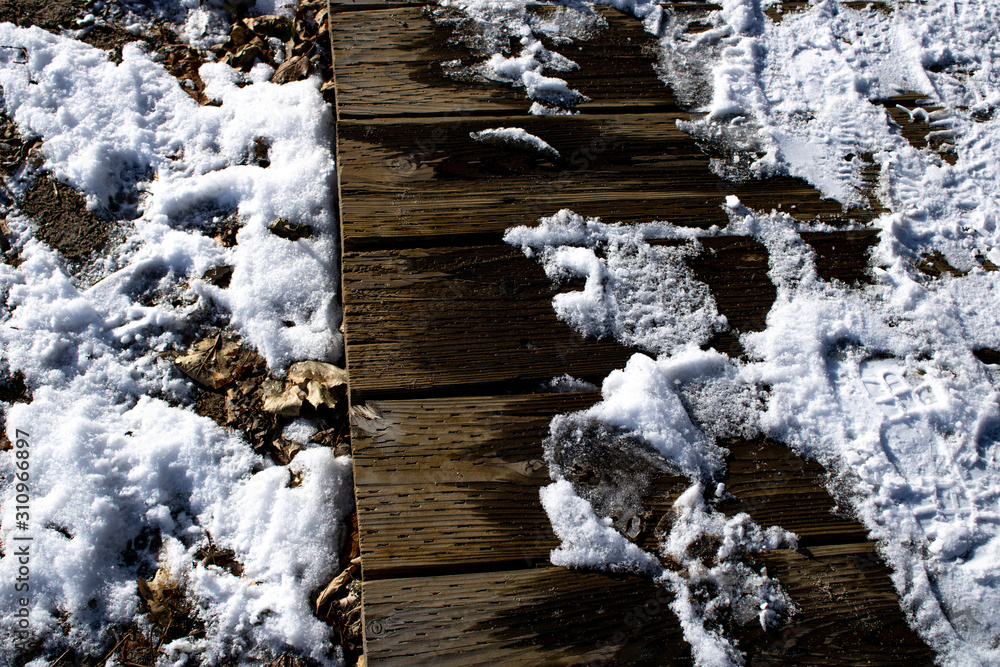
361 544 932 666
802 228 880 284
342 230 881 396
328 0 423 7
341 244 635 398
740 544 934 665
362 565 691 666
337 113 877 245
331 6 680 118
351 394 870 577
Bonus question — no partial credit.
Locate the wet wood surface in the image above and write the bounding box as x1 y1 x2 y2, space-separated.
362 544 930 667
337 113 877 246
351 394 874 578
332 1 934 664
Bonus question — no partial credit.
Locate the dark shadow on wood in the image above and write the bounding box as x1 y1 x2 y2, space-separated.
342 245 637 399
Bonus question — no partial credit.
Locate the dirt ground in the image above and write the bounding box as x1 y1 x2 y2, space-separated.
0 0 86 31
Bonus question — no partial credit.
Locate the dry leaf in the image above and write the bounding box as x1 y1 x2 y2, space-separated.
315 557 362 612
175 336 242 389
230 24 253 46
288 360 348 387
245 15 294 40
305 379 338 409
137 567 187 628
271 54 310 85
261 378 305 417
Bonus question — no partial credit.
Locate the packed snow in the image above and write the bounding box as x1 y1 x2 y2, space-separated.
432 0 1000 664
0 3 349 665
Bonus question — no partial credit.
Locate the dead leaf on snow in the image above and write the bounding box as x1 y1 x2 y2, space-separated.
261 377 305 417
195 535 244 577
288 360 348 388
245 15 294 40
136 567 189 629
271 54 311 84
315 556 362 613
268 217 313 240
174 335 243 389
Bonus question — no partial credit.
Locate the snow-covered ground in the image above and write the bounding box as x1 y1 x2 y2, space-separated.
0 2 352 665
445 0 1000 665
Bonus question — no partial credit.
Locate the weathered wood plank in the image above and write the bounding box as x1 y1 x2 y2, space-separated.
337 113 878 245
801 228 880 285
361 544 932 666
327 0 423 8
331 6 680 118
341 244 636 398
740 544 934 665
362 565 691 666
351 394 870 577
343 230 880 396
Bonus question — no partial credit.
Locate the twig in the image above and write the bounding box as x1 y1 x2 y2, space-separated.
101 630 133 663
51 648 72 666
0 46 28 64
154 616 173 654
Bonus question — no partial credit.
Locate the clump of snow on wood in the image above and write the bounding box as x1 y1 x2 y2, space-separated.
435 0 604 112
505 210 723 355
469 127 560 159
0 18 348 666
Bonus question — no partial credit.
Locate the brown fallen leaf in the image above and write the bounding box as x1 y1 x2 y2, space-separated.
245 15 294 40
136 567 188 629
175 336 242 389
305 379 338 410
287 360 348 388
315 557 362 613
271 54 311 85
261 377 305 417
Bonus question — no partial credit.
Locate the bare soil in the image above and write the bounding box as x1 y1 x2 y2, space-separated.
23 175 111 259
0 0 86 30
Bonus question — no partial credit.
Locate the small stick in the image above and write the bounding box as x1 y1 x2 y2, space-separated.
101 630 133 662
51 649 71 666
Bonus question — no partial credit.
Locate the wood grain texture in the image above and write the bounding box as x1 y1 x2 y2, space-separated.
343 231 882 396
362 565 691 666
741 544 934 666
802 228 880 285
337 113 878 246
361 544 932 666
331 5 680 118
351 394 870 577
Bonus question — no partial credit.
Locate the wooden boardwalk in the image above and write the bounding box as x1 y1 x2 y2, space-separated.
330 3 934 664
